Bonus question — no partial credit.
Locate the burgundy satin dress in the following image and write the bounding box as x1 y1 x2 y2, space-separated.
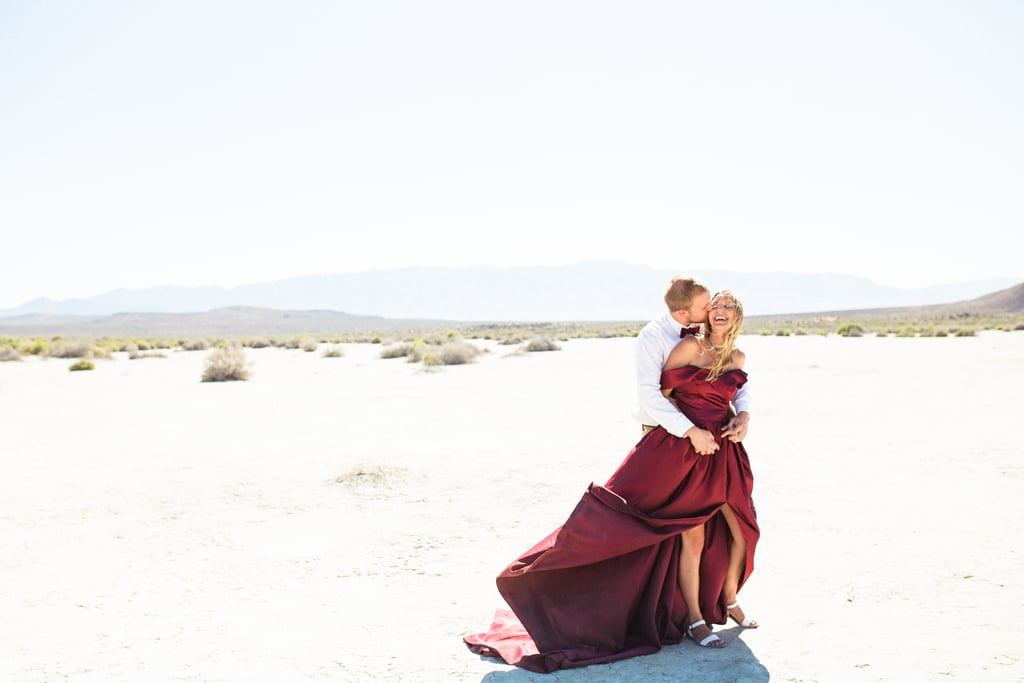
464 367 759 673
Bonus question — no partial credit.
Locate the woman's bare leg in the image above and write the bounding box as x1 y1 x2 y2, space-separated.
679 525 724 647
719 503 758 627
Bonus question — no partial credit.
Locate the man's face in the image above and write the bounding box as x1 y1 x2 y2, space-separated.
686 291 711 324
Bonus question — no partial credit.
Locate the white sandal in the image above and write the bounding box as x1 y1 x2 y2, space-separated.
687 619 724 648
726 601 759 628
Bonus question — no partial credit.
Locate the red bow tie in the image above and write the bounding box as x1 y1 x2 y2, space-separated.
680 325 701 338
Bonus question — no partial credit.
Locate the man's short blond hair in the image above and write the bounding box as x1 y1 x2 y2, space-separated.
664 276 709 312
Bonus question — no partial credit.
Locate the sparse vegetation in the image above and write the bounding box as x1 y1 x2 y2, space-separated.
126 343 166 359
408 339 484 366
525 338 561 352
47 341 92 358
380 342 414 359
68 359 95 371
837 324 864 337
299 337 319 352
0 347 22 362
182 339 210 351
201 344 251 382
322 346 345 358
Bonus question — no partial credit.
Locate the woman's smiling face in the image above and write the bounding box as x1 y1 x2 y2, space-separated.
708 294 738 331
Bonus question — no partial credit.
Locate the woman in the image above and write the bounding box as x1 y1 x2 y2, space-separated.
464 291 759 672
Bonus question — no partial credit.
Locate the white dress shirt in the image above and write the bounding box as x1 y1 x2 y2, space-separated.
633 312 751 438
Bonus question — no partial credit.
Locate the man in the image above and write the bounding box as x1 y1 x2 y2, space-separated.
633 276 750 455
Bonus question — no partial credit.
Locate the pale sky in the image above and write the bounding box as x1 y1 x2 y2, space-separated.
1 1 1022 309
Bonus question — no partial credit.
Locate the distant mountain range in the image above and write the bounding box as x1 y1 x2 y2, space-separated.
1 261 1019 322
1 281 1020 339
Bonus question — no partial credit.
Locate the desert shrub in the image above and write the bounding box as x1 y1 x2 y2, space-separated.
380 343 414 359
0 347 22 362
299 337 319 352
201 344 251 382
793 329 807 336
282 338 301 349
69 359 95 372
47 342 92 358
955 328 976 337
499 335 526 345
371 336 383 344
418 333 447 346
837 324 864 337
1015 323 1024 331
775 330 790 337
246 337 272 348
406 343 427 363
935 329 949 337
183 339 210 351
20 340 48 355
126 343 165 360
427 340 483 365
322 346 345 358
525 338 561 352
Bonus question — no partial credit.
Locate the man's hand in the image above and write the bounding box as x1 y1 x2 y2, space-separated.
685 427 719 455
721 411 750 443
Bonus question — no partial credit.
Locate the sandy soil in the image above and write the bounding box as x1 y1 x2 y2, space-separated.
1 333 1022 682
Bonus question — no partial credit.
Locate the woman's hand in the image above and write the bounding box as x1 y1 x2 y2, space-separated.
685 427 719 455
720 412 750 442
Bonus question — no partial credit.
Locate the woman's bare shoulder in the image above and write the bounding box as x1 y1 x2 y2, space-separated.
665 336 701 370
731 347 746 369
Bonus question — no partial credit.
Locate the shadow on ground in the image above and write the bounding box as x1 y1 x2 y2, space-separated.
477 628 768 683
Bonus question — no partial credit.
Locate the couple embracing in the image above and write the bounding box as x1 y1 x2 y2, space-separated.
465 277 760 673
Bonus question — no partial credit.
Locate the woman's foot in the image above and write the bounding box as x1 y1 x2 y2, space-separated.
687 619 725 648
726 602 759 628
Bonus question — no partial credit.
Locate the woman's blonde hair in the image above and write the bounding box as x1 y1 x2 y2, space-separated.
705 290 744 382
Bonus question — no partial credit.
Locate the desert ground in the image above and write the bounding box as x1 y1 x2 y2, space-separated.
1 332 1022 682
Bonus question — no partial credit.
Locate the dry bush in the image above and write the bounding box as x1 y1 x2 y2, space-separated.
299 337 319 352
68 359 95 371
47 342 92 358
380 343 414 359
525 337 561 352
322 346 345 358
498 335 526 345
0 347 22 362
246 338 272 348
423 340 483 366
126 343 165 360
183 339 210 351
201 344 251 382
